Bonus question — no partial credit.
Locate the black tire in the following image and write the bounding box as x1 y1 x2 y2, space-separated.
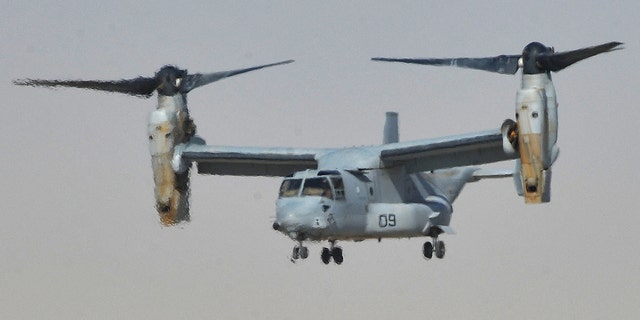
332 247 344 265
300 246 309 259
292 246 300 260
435 241 446 259
423 241 433 259
321 247 331 264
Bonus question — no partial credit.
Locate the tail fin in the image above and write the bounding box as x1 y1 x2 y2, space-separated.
383 112 399 144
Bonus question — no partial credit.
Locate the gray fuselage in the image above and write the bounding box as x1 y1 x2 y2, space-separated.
273 167 469 242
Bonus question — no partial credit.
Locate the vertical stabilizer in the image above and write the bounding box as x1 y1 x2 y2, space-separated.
383 112 399 144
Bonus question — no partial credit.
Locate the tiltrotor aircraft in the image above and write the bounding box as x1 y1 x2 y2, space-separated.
14 41 621 264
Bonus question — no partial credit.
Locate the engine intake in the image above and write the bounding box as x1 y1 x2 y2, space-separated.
501 119 518 156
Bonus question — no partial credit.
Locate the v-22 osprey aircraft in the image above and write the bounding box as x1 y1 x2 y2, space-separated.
14 41 621 264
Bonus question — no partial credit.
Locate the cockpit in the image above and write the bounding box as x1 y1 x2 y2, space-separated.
279 170 345 200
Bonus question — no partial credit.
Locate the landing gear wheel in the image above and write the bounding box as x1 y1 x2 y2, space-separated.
299 246 309 259
423 241 433 259
292 245 308 260
332 247 344 265
292 246 300 260
435 241 445 259
321 247 331 264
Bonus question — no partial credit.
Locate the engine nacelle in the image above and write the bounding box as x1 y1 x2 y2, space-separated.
148 109 190 225
511 74 560 203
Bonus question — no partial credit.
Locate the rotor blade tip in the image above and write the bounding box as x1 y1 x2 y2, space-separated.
611 41 624 50
13 79 45 87
272 59 294 66
267 59 294 68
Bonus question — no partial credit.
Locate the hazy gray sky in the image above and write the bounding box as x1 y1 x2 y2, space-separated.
2 1 638 319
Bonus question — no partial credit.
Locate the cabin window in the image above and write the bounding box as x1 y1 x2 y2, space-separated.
302 177 333 199
279 179 302 197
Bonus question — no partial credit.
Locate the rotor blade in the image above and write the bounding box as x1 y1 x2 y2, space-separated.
536 41 623 72
182 59 294 92
13 77 158 98
372 55 521 75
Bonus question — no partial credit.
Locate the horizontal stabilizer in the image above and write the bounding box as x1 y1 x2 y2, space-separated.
471 168 514 181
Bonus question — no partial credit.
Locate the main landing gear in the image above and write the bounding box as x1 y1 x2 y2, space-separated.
423 237 445 260
321 241 343 265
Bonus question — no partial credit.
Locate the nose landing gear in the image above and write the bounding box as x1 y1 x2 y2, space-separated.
292 243 309 261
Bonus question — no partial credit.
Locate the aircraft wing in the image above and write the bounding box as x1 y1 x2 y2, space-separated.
180 128 516 177
180 144 333 177
379 129 517 173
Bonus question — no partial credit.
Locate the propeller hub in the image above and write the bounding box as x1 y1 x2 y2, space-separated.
155 65 187 96
521 42 553 75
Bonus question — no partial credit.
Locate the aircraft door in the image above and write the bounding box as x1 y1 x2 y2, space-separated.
346 170 374 202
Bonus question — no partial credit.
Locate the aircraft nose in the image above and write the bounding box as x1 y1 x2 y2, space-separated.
274 199 322 236
271 216 298 231
277 212 303 232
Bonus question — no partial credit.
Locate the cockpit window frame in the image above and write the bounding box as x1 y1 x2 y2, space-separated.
279 178 302 198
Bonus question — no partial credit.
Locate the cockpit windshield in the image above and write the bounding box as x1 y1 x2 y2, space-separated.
279 179 302 197
278 174 344 200
301 177 332 198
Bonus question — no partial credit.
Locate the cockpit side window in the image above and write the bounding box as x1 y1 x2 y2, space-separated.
279 179 302 197
302 177 333 199
330 177 345 200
